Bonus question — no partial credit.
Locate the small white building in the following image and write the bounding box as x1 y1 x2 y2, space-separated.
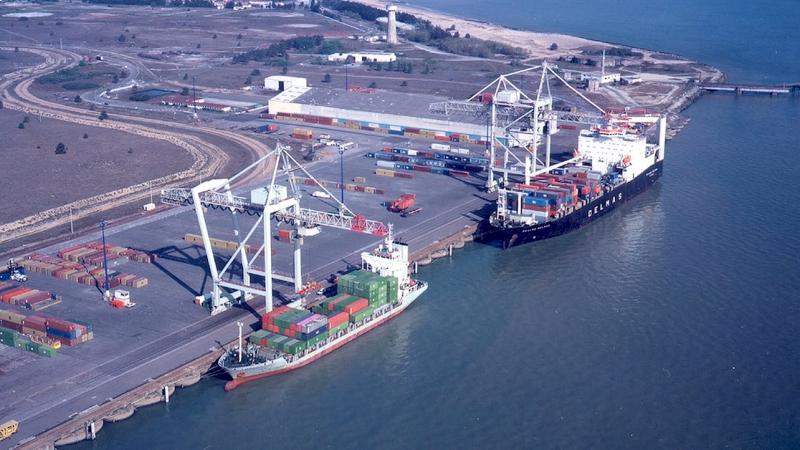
264 75 308 92
621 75 643 85
582 72 621 84
327 52 397 64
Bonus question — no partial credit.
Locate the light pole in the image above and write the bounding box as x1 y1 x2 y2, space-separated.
237 321 244 363
100 220 110 299
338 148 345 206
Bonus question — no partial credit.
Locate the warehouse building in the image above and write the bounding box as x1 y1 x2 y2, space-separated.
267 86 507 145
327 52 397 64
264 75 308 92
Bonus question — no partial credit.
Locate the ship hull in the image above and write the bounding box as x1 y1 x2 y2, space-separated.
221 283 427 390
479 160 663 248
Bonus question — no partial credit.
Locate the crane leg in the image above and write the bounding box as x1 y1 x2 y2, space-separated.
293 235 302 293
263 211 273 313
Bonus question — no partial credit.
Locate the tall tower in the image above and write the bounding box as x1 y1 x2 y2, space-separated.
601 49 606 76
387 4 398 45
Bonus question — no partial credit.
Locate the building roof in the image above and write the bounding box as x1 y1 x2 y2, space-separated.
289 87 480 124
264 75 307 83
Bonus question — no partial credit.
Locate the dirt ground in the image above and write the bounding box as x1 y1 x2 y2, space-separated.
0 49 43 75
0 109 193 223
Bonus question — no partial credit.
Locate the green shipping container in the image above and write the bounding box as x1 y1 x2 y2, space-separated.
305 331 329 348
269 335 289 351
330 296 360 312
38 345 57 357
272 309 312 330
386 276 399 302
349 306 376 324
338 270 400 305
283 338 307 355
329 322 349 336
249 330 269 345
1 328 19 347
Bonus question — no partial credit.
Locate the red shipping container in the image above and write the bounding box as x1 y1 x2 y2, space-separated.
325 294 351 311
16 291 50 307
343 298 368 315
23 315 48 332
0 287 29 303
0 319 23 332
327 311 349 329
47 319 78 332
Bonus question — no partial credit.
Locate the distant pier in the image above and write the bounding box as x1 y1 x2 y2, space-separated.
700 82 800 96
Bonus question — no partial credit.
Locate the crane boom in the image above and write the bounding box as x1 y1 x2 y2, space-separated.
161 188 389 236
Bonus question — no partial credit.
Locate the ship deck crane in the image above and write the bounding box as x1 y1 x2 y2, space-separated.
161 143 391 315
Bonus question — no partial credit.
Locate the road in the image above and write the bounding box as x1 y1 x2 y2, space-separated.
0 46 274 248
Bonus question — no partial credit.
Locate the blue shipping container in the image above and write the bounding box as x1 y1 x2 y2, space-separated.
297 324 328 341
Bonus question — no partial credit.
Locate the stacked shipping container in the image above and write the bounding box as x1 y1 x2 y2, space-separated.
0 305 93 355
506 165 606 219
19 254 148 289
295 176 387 196
0 281 61 311
58 242 153 265
251 271 401 357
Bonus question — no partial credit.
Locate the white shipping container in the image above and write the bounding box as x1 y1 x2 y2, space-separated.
376 161 395 168
496 89 520 104
430 143 450 151
407 149 418 156
455 148 470 155
251 185 288 205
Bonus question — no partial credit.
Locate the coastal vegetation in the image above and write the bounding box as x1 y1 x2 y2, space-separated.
323 0 526 58
232 35 344 63
83 0 214 7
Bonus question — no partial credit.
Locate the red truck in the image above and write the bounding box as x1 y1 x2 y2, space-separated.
389 193 416 213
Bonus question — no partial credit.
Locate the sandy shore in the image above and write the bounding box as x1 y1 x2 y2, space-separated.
357 0 605 58
354 0 723 84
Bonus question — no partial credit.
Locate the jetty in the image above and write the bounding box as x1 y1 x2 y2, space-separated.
700 83 800 95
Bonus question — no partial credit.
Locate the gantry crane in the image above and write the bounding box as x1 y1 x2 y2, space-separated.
161 143 391 315
429 62 666 192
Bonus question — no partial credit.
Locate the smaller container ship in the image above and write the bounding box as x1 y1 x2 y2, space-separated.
479 115 666 248
219 236 427 390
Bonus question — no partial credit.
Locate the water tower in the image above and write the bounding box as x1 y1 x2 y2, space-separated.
387 4 398 45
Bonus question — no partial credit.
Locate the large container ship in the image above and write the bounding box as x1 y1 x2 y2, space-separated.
478 115 666 248
219 236 426 390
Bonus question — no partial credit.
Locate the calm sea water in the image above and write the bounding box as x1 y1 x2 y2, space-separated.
76 2 800 449
406 0 800 84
